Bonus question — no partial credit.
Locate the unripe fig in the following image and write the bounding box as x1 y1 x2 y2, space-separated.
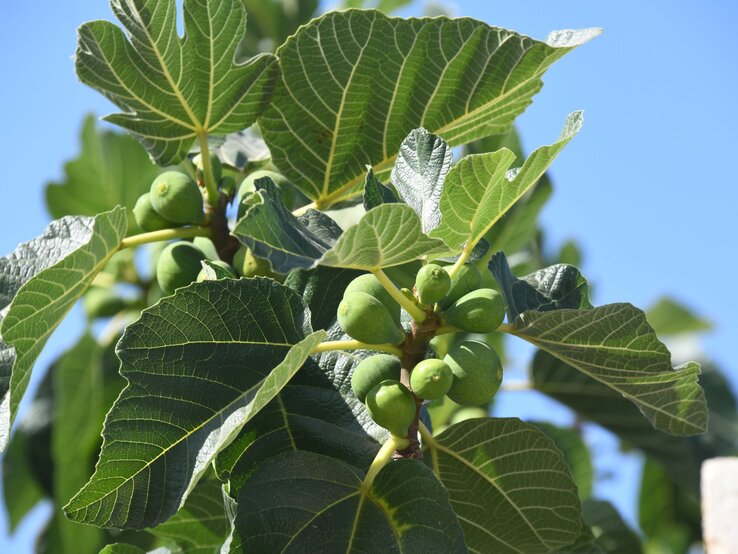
415 263 451 305
444 340 503 406
442 288 505 333
193 236 219 261
365 379 416 437
193 151 222 184
449 407 488 425
196 260 236 282
150 171 204 224
337 292 404 345
232 245 277 278
156 241 207 295
83 286 126 319
438 263 481 309
344 274 400 325
410 358 453 400
429 333 455 359
133 192 174 232
350 354 402 402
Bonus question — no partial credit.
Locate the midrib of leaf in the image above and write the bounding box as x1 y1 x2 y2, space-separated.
424 433 547 547
276 395 297 450
321 17 376 203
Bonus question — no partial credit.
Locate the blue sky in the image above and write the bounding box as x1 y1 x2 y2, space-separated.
1 1 736 551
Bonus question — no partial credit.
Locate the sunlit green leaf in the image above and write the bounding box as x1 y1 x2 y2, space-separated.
424 417 581 553
76 0 278 164
530 421 593 500
229 452 466 553
45 115 159 231
261 10 598 206
646 297 712 336
64 279 326 529
320 204 448 270
0 207 127 450
430 112 582 253
509 304 707 435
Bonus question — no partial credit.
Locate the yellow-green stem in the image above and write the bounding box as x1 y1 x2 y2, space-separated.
292 201 317 217
417 422 439 476
362 435 409 489
372 269 427 322
311 339 403 357
446 244 474 281
119 226 211 250
434 325 460 336
197 132 220 207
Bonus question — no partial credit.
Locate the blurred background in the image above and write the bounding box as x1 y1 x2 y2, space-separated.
1 0 736 552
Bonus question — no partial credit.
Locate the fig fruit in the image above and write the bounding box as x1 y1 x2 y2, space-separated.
444 340 503 406
350 354 402 402
337 292 404 345
232 246 277 278
410 358 453 400
438 263 481 309
156 241 207 295
415 263 451 305
365 379 416 437
442 288 505 333
83 286 126 319
237 170 293 204
150 171 204 224
133 192 174 232
344 274 400 324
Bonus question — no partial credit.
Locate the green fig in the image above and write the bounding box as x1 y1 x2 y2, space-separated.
415 263 451 305
365 379 416 437
350 354 402 402
438 263 481 310
344 274 400 324
232 245 277 278
410 358 453 400
237 170 293 204
337 292 404 345
150 171 204 224
83 286 127 319
193 151 222 184
444 340 503 406
133 192 174 232
193 236 219 261
156 241 207 295
442 288 505 333
196 260 236 282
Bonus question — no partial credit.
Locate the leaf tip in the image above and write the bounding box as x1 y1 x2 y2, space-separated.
546 27 603 48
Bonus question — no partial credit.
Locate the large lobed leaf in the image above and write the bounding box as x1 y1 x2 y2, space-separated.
0 207 127 450
45 115 160 231
430 111 583 253
76 0 278 165
260 9 599 206
509 304 707 435
64 279 326 529
424 417 582 553
229 452 466 553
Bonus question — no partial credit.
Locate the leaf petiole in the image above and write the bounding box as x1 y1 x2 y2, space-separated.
119 226 211 250
311 339 403 357
372 269 427 322
197 132 221 207
362 435 409 489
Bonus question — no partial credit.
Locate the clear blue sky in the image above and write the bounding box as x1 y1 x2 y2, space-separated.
1 1 736 552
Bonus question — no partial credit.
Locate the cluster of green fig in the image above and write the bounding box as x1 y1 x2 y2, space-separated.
131 153 279 295
342 262 505 438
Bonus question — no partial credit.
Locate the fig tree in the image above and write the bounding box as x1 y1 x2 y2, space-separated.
133 192 174 232
442 288 505 333
344 274 400 324
150 171 204 224
410 358 453 400
350 354 402 402
415 263 451 305
337 292 404 345
444 340 503 406
156 241 207 295
365 379 416 437
438 263 481 309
